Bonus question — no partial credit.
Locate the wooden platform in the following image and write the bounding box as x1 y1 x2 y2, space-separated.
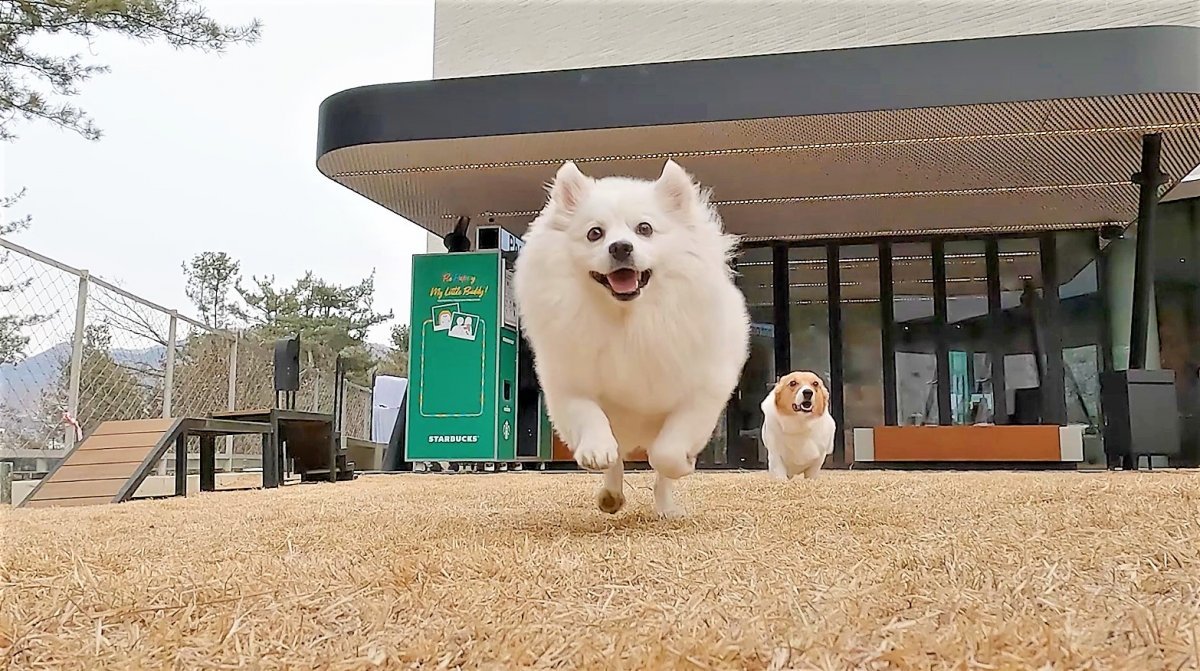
18 417 271 509
20 419 180 509
210 409 354 486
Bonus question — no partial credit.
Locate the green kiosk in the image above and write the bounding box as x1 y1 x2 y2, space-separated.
405 225 559 465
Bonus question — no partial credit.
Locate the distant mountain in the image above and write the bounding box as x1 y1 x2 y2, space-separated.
0 343 167 425
1 342 71 408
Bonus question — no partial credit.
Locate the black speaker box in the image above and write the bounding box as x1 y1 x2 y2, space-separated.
274 335 300 392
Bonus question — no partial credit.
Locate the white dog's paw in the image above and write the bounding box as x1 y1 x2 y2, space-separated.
573 438 619 471
596 487 625 514
654 500 686 519
768 469 790 482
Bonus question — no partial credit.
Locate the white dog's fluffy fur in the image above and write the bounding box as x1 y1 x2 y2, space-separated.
760 371 836 481
513 160 750 517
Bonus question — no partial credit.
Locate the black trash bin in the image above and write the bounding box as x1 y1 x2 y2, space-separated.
1101 368 1180 469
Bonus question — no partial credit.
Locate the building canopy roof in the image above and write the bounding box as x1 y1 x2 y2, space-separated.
317 26 1200 242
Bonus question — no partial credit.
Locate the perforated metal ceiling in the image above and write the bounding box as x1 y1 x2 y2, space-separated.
316 27 1200 243
318 93 1200 242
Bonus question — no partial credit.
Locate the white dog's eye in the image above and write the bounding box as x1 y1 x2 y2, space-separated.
586 226 603 242
635 222 653 237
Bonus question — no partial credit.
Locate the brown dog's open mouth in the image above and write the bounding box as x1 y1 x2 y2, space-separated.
792 400 814 413
590 268 652 301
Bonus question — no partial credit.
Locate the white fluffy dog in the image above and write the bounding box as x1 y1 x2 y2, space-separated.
760 371 836 480
513 160 750 517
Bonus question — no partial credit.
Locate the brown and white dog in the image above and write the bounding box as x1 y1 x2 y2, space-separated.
760 371 836 480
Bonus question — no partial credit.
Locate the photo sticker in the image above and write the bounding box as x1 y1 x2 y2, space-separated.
432 303 460 331
447 312 478 341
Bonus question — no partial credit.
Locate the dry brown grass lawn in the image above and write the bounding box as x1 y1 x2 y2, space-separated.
2 470 1199 670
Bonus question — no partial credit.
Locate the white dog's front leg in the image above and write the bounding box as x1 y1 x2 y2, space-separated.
646 395 726 517
596 460 625 514
551 396 619 471
767 450 790 482
653 473 683 519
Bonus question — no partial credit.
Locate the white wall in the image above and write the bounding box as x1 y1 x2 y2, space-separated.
433 0 1200 79
426 230 446 254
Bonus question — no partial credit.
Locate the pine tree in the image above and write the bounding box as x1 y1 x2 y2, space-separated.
237 271 393 384
0 0 260 141
0 189 43 365
183 251 241 328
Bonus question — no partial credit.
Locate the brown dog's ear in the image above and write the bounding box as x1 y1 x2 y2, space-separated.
817 380 831 417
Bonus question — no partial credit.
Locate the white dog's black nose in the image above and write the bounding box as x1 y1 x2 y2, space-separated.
801 388 814 400
608 240 633 262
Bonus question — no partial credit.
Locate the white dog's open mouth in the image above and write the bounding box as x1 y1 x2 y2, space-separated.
793 400 814 413
590 268 652 301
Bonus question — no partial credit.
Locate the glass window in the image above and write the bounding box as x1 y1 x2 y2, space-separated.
786 247 832 463
838 244 883 458
1056 231 1103 437
944 241 991 424
892 242 937 425
997 238 1042 424
788 246 831 387
724 246 775 468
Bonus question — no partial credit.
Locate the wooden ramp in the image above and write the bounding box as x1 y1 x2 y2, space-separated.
19 418 182 509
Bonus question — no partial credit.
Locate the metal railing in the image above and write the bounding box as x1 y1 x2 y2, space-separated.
0 238 373 467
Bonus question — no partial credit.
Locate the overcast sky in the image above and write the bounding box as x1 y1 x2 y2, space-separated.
3 0 434 344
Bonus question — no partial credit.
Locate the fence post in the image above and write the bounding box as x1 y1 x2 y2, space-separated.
0 461 12 505
364 385 373 442
157 312 177 475
66 272 89 449
225 333 238 470
163 313 177 418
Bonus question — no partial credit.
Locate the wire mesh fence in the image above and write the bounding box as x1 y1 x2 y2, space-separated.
1 239 378 476
0 243 79 452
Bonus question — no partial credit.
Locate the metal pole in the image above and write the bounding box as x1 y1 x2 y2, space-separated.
826 243 845 462
879 241 898 425
0 461 12 505
163 313 177 418
932 240 951 425
66 273 89 448
158 313 177 476
174 434 187 497
985 238 1008 424
225 333 238 470
330 356 344 482
1129 133 1166 370
771 244 790 376
364 385 373 441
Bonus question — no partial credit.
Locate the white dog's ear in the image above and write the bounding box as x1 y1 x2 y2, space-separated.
655 159 699 217
548 161 591 216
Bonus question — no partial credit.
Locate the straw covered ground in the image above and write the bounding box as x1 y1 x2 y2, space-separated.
3 470 1200 670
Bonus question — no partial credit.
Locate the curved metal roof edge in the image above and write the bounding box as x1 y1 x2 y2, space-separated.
316 25 1200 164
1163 178 1200 202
